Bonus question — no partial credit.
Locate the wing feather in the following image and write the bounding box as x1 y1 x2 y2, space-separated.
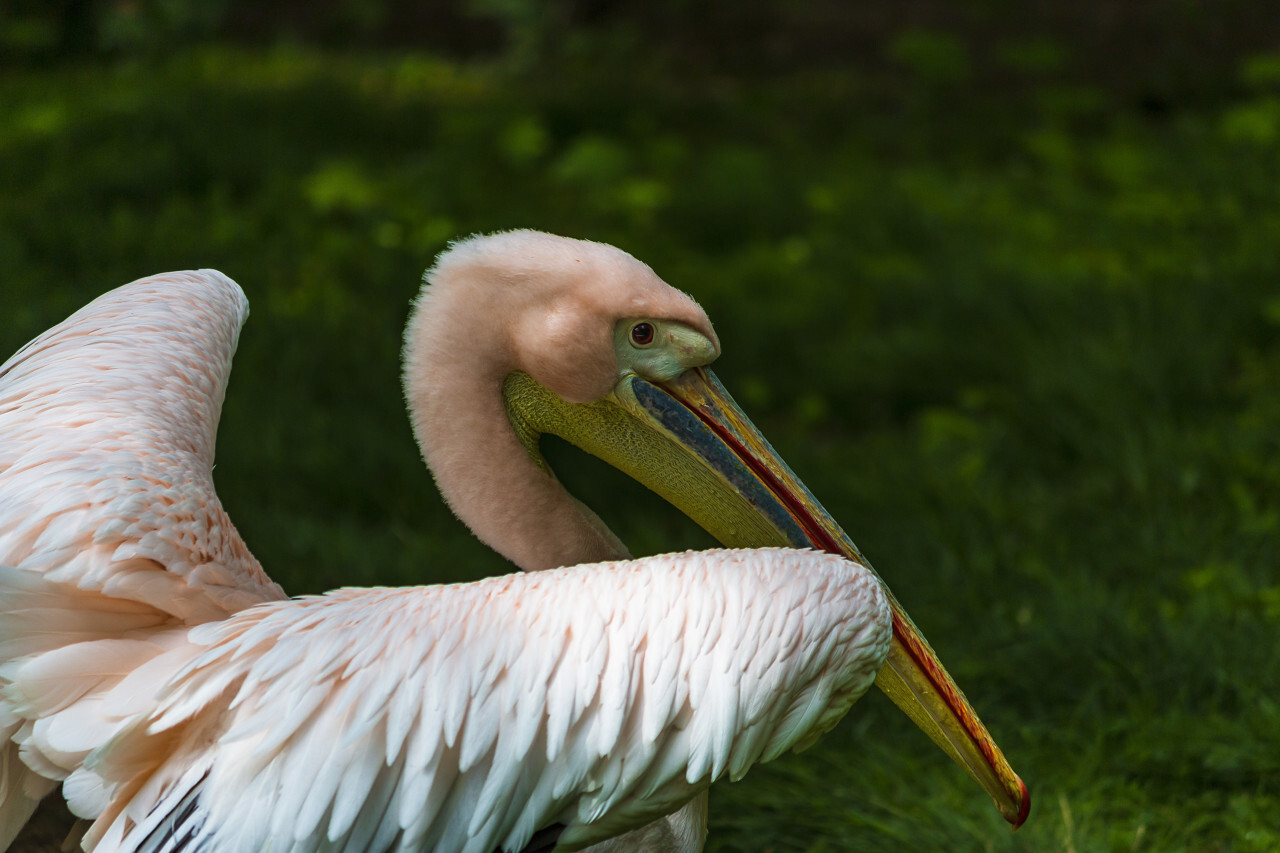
80 548 889 853
0 271 285 616
0 273 290 841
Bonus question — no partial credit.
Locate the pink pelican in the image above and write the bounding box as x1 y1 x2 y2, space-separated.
0 231 1027 852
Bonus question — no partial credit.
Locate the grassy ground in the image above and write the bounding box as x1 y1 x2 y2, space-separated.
3 41 1280 852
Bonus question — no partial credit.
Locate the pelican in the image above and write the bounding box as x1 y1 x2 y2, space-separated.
0 231 1027 852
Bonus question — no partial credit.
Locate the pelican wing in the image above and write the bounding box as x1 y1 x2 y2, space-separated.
0 272 286 843
0 271 285 619
77 549 889 853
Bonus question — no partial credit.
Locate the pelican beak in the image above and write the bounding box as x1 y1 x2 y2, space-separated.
502 367 1029 828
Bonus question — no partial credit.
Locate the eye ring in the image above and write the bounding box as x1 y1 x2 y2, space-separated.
630 322 655 346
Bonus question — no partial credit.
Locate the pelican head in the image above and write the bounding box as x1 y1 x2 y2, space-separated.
404 230 1029 828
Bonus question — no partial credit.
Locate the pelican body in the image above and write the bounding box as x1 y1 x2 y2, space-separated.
0 232 1027 852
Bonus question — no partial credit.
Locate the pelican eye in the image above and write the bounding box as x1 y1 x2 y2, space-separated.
613 318 715 382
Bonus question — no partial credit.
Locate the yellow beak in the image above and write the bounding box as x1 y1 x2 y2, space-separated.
503 366 1030 828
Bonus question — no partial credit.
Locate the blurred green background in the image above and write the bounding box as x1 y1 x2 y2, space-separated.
3 1 1280 851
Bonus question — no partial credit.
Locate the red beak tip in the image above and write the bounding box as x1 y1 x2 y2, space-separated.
1008 778 1030 830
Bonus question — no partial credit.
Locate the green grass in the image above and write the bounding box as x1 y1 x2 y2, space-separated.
3 44 1280 852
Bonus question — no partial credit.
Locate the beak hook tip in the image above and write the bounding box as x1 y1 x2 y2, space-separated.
1007 777 1030 830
